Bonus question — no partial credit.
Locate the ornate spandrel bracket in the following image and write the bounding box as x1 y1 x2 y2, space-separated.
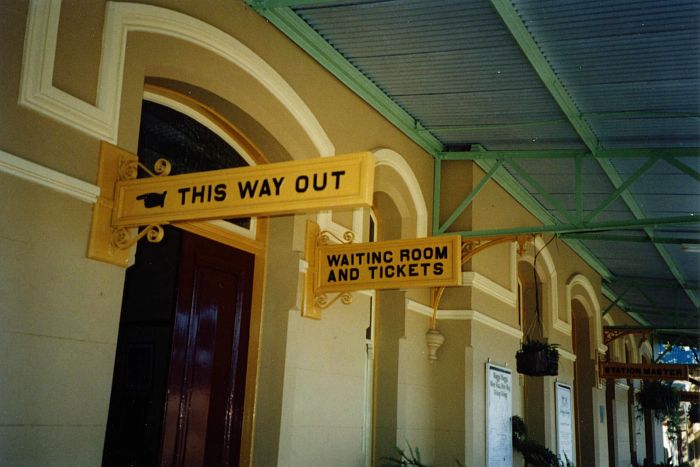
302 221 356 319
88 142 172 267
603 327 653 346
318 228 355 246
111 224 165 250
108 156 171 250
431 234 537 329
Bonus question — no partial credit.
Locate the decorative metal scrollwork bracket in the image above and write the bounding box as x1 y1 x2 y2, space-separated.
107 156 171 250
430 234 537 329
88 142 172 267
302 220 356 319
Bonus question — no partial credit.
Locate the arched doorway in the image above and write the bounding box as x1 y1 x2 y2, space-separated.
370 149 438 465
103 93 266 466
572 298 597 467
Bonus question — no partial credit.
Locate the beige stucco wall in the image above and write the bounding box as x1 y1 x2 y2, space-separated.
0 174 125 466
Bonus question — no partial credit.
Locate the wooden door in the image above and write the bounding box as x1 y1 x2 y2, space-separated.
160 232 254 466
103 230 254 466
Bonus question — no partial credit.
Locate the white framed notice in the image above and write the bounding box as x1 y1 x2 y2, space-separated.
555 382 574 464
486 363 513 467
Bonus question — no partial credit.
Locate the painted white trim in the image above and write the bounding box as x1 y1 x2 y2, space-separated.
566 273 604 359
0 149 99 203
20 0 334 156
406 299 523 339
553 316 572 336
406 299 434 317
373 148 428 238
557 347 577 362
519 236 559 338
639 340 654 363
463 271 517 307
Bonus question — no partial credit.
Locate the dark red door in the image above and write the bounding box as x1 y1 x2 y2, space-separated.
160 232 254 467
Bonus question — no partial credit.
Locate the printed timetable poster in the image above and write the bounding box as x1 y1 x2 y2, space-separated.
486 363 513 467
556 382 575 464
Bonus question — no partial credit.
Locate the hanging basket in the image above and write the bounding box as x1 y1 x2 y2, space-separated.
636 381 679 414
516 341 559 376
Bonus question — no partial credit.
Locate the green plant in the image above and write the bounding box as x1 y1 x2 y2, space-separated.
641 457 690 467
636 381 679 415
381 443 430 467
519 338 559 353
636 381 684 443
512 416 574 467
380 441 465 467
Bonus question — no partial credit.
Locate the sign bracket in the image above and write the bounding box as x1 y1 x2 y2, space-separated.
302 220 357 320
88 142 172 266
429 234 536 328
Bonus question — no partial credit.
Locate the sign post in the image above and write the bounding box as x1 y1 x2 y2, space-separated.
303 220 462 318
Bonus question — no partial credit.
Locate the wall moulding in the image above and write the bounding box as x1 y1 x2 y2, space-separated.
19 0 334 156
407 299 523 340
463 271 517 307
0 149 99 203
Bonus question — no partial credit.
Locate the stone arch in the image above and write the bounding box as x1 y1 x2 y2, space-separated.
518 236 558 338
602 314 622 362
566 273 605 359
372 148 428 239
21 1 334 158
639 340 654 363
624 335 640 364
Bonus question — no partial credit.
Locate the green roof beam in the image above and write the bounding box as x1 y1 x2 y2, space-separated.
667 157 700 182
440 148 700 161
504 158 578 224
438 159 504 234
245 3 444 156
432 157 442 236
560 233 700 245
583 157 659 224
490 0 600 152
602 282 634 317
606 276 700 290
448 214 700 239
602 284 648 325
490 0 699 309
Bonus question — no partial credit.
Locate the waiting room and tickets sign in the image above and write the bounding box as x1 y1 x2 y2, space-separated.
315 233 462 294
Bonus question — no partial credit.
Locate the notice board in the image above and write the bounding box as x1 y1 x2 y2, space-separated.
555 382 575 464
486 363 513 467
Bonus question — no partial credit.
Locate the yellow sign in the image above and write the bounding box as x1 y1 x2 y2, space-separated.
315 234 462 294
599 362 689 381
113 152 374 227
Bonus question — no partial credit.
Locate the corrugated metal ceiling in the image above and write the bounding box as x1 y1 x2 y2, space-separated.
250 0 700 336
